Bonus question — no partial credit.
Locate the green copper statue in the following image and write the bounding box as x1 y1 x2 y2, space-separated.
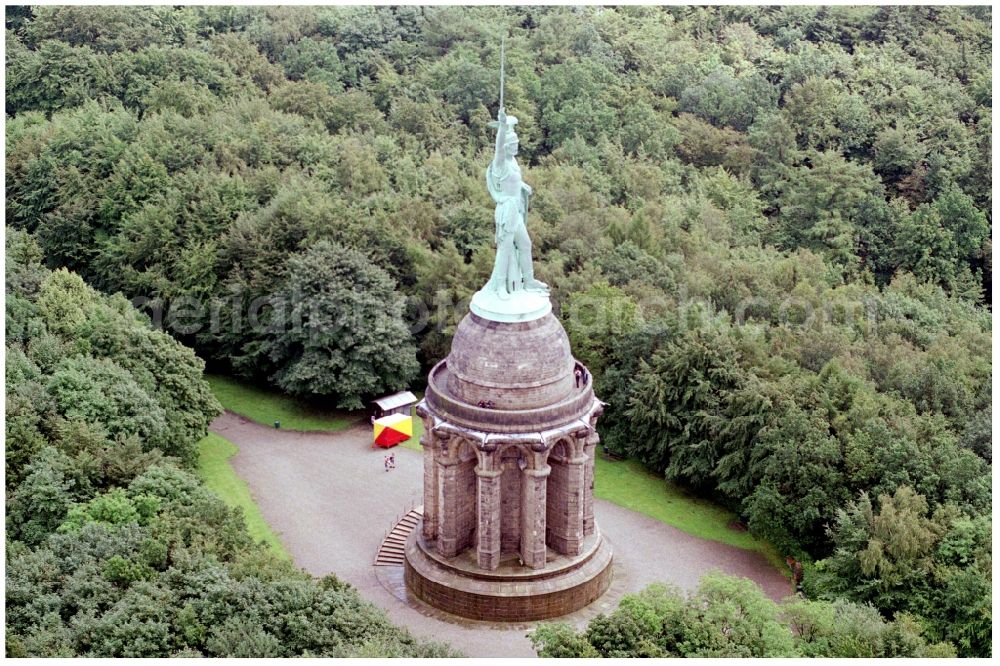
482 37 548 301
469 39 551 323
484 107 548 299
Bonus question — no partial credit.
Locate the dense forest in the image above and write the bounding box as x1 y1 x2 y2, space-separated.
5 229 456 657
5 5 991 658
530 573 956 657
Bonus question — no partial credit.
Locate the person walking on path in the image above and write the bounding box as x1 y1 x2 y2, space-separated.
383 456 390 472
389 453 396 470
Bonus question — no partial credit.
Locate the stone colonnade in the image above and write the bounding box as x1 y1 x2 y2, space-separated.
418 402 602 571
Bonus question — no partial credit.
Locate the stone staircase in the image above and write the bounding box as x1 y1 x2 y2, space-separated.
374 506 423 566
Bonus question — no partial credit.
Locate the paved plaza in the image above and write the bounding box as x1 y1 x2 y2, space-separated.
212 411 791 658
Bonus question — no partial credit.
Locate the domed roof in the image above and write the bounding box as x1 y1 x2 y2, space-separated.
447 312 574 409
423 311 595 434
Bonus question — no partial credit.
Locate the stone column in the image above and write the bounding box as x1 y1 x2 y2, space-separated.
520 465 550 569
583 436 597 537
475 465 502 570
584 403 604 538
421 432 438 541
560 449 588 556
436 459 462 558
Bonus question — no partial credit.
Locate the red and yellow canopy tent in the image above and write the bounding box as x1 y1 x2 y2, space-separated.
371 390 417 448
373 413 413 448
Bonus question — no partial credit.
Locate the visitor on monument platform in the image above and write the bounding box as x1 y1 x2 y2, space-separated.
575 367 583 388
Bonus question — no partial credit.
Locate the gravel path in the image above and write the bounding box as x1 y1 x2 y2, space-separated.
212 411 791 658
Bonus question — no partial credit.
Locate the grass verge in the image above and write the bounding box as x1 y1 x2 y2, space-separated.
208 374 423 449
594 454 787 574
207 374 359 432
197 432 290 559
396 390 424 452
396 415 424 452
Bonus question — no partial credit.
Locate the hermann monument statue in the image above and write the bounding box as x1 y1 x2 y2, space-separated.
483 107 547 299
470 39 551 323
403 40 613 622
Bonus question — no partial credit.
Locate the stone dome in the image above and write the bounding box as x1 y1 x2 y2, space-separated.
447 311 575 409
424 311 594 433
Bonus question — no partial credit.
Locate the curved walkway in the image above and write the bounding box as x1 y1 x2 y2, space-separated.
211 411 791 658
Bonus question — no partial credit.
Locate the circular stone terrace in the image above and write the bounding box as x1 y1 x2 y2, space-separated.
211 411 791 658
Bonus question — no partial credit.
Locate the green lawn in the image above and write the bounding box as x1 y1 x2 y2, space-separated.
207 374 360 432
594 453 787 573
197 432 289 559
396 390 424 452
397 414 424 452
208 374 423 449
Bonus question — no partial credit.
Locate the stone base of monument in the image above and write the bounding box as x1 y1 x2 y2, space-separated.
404 525 614 622
469 287 552 323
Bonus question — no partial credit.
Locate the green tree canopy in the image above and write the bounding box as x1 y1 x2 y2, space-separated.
267 241 419 409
